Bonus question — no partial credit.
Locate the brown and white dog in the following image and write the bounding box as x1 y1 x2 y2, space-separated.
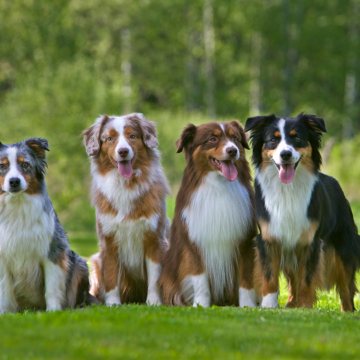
82 113 170 306
159 121 258 307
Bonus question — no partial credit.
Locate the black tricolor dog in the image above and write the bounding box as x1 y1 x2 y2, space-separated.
0 138 97 313
244 113 360 312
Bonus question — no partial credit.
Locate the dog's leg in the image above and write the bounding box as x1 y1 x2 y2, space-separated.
283 268 298 308
192 273 211 307
238 238 257 308
43 259 67 311
101 244 121 307
297 240 322 309
256 235 281 308
0 263 17 314
146 257 162 306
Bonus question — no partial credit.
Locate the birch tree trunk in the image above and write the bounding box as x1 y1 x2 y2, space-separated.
343 0 359 140
121 28 132 114
249 31 262 116
203 0 216 119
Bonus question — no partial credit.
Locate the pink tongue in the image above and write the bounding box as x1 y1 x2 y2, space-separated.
220 161 238 182
279 164 295 184
117 161 133 178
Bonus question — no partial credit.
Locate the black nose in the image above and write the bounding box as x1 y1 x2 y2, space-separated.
118 148 129 158
280 150 292 161
9 177 21 188
226 147 238 157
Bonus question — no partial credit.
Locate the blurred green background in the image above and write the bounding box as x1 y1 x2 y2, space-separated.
1 0 360 255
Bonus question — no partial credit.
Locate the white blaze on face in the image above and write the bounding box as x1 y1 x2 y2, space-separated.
272 119 300 165
112 117 134 162
3 147 26 192
219 123 240 160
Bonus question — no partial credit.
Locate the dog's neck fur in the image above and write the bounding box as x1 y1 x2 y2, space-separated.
256 162 317 248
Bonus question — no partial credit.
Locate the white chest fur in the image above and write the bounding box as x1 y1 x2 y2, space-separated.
182 172 253 300
0 193 54 259
256 164 317 248
0 193 54 300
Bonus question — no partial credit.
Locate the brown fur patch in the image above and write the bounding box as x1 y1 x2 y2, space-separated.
290 130 297 136
258 220 275 242
299 221 319 245
274 131 280 137
93 189 117 215
296 143 313 172
54 250 69 272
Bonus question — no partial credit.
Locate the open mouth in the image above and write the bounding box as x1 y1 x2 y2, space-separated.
210 157 238 182
111 157 134 178
274 158 301 184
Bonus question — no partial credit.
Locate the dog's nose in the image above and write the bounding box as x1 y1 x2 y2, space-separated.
280 150 292 161
118 148 129 158
9 177 21 188
226 147 238 157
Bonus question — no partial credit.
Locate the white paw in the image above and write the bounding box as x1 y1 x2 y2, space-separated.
46 301 62 312
193 297 210 308
105 288 121 307
239 288 257 308
261 293 279 308
146 293 162 306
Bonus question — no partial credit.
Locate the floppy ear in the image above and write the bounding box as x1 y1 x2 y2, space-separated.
25 138 49 159
129 113 158 149
230 120 250 150
176 124 197 155
298 113 327 133
81 115 109 157
244 114 276 134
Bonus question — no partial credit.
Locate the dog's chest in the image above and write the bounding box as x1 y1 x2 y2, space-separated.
257 166 317 247
182 172 252 246
98 208 159 278
0 194 54 260
181 172 252 300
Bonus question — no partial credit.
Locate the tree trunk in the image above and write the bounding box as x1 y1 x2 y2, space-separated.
203 0 216 119
121 28 132 114
249 31 262 116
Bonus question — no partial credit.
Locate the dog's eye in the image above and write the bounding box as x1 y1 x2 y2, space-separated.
130 134 136 139
209 137 217 143
0 164 6 170
295 136 301 141
106 137 114 142
22 162 30 169
271 138 277 143
232 136 238 142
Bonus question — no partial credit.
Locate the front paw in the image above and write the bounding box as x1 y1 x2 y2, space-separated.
146 293 162 306
261 293 279 308
46 301 62 312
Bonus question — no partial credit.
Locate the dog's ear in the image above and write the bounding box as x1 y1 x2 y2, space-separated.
81 115 109 157
176 124 197 156
230 120 250 150
244 114 276 134
25 138 49 159
129 113 158 149
298 113 327 133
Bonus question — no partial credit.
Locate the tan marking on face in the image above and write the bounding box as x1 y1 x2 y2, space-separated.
274 131 280 137
296 143 313 172
261 144 276 172
213 129 221 136
228 129 234 137
0 157 9 193
290 130 297 136
24 173 41 194
17 156 25 163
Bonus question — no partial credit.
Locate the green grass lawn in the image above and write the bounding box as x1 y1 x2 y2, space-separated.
2 198 360 360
